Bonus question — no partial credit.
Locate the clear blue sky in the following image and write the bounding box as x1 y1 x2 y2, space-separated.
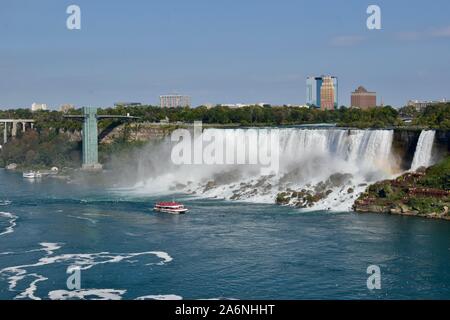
1 0 449 108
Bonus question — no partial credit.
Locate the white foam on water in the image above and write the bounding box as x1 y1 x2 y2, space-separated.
0 200 12 206
35 251 173 273
67 215 97 225
14 274 48 300
48 289 126 300
38 243 62 256
149 251 173 265
0 243 63 292
0 242 63 256
136 294 183 300
0 243 173 300
0 212 18 236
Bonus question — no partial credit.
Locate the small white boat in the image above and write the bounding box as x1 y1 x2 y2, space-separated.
154 202 188 214
23 171 42 179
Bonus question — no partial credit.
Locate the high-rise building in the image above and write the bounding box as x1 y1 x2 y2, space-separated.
160 95 191 108
351 86 377 109
306 77 316 107
320 76 336 110
306 76 338 109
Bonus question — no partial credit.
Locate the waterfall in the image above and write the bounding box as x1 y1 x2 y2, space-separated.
410 130 436 171
132 128 397 211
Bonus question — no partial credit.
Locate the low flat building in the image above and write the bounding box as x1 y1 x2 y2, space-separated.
218 103 270 108
407 99 447 111
351 86 377 109
31 103 48 112
114 102 142 108
285 104 309 108
60 104 75 113
160 95 190 108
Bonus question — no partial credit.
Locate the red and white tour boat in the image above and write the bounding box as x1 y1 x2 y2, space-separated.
154 201 188 214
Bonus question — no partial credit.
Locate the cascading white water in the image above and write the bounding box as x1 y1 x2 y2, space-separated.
128 128 398 211
410 130 436 171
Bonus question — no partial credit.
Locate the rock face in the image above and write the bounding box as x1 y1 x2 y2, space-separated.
353 156 450 220
276 189 329 208
392 130 420 170
435 130 450 160
100 123 176 144
58 129 82 142
436 130 450 152
390 129 449 171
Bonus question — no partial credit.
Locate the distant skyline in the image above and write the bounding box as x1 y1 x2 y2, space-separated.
1 0 449 109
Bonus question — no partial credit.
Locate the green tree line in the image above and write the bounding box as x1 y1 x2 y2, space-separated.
2 103 449 132
1 104 407 129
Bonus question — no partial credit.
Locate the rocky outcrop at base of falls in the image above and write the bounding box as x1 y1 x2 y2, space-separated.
353 156 450 220
276 189 328 208
187 174 275 200
276 173 355 208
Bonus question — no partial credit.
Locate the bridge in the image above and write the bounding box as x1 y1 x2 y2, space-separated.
65 107 139 171
0 119 35 145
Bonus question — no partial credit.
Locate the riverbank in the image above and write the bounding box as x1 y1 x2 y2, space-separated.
354 156 450 220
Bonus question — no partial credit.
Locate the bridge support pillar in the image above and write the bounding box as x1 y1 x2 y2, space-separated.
82 107 103 171
3 122 7 144
11 122 17 137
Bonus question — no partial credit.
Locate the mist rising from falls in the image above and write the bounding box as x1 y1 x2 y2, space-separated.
127 128 399 211
410 130 436 171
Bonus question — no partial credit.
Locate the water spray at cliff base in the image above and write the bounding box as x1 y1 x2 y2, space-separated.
113 128 436 212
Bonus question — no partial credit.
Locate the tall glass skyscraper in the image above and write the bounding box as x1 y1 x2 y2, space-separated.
306 77 317 107
306 76 338 109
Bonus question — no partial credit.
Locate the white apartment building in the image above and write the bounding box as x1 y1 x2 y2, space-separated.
31 103 48 112
160 95 191 108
